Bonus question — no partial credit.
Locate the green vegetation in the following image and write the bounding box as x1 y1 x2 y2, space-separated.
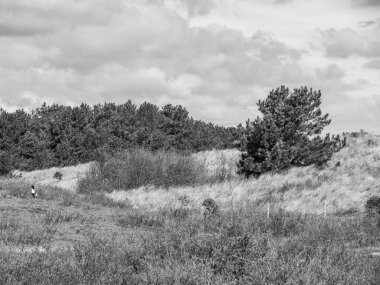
0 101 241 174
2 134 380 284
1 88 379 283
78 149 235 194
238 86 345 177
1 184 380 284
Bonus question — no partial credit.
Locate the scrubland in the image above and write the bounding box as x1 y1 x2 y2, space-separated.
1 135 380 284
109 135 380 215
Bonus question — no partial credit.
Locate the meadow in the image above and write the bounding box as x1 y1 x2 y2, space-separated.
1 134 380 284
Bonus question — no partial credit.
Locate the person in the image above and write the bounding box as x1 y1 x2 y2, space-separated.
31 185 38 198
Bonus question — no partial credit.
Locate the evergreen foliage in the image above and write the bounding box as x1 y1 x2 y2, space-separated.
0 101 239 174
238 86 345 177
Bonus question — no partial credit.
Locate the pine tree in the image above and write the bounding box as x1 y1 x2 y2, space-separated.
238 86 345 177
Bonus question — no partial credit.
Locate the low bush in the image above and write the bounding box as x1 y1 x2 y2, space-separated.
365 196 380 229
53 171 63 180
365 196 380 216
78 148 233 194
202 198 219 215
77 163 113 194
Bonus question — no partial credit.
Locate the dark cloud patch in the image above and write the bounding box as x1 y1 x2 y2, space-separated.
142 0 215 16
358 20 376 27
319 28 380 58
0 26 44 37
316 64 345 80
363 59 380 69
240 0 293 5
0 0 125 38
0 23 52 37
352 0 380 6
177 0 215 16
359 17 380 28
0 5 53 37
273 0 293 4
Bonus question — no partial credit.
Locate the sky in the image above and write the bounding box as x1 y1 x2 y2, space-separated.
0 0 379 133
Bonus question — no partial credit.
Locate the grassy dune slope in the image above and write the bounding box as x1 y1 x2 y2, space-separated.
11 162 93 191
6 135 380 215
109 135 380 215
2 137 380 284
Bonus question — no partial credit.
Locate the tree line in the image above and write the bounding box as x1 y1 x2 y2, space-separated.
0 101 242 174
0 86 346 177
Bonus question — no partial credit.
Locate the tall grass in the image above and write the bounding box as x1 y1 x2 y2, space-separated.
78 148 236 194
2 135 380 283
1 204 380 284
108 135 380 215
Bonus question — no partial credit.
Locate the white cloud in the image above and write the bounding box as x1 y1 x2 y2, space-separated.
319 28 380 58
364 59 380 69
0 0 379 132
316 64 346 80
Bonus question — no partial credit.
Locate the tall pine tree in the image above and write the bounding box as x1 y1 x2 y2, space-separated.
238 86 345 177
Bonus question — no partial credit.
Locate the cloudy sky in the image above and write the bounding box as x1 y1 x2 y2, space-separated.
0 0 379 133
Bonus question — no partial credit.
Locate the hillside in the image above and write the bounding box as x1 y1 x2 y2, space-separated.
7 134 380 215
11 162 93 191
108 134 380 215
2 134 380 284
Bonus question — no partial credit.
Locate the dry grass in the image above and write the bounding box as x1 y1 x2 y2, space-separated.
108 135 380 215
6 135 380 215
1 192 380 284
1 135 380 283
2 134 380 284
191 148 240 179
11 162 93 191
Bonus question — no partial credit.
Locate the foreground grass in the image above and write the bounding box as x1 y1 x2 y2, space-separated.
2 134 380 284
1 181 380 284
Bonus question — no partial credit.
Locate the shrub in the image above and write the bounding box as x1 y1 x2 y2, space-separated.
365 196 380 216
178 195 191 206
77 163 113 194
238 86 345 177
367 138 378 147
365 196 380 228
79 149 207 192
53 171 63 180
202 198 219 215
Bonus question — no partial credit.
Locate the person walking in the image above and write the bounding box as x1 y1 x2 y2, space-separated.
31 185 38 198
